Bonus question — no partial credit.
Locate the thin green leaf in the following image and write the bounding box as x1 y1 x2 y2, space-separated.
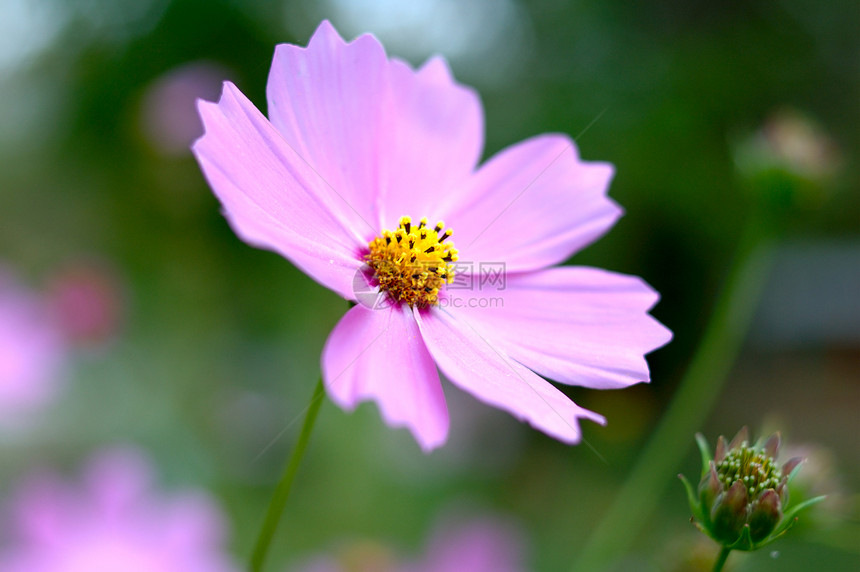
783 495 826 521
695 433 712 474
769 515 799 540
679 474 705 523
786 459 805 484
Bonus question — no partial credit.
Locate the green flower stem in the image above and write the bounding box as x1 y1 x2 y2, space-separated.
250 377 325 572
575 216 776 571
712 547 732 572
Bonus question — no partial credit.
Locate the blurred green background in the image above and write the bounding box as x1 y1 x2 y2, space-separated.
1 0 857 570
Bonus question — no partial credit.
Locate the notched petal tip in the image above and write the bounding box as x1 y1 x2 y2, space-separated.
419 55 454 78
415 426 449 453
650 316 674 351
190 89 226 153
541 132 582 162
191 82 233 147
542 135 617 190
322 306 451 454
321 387 448 453
547 427 583 445
419 438 447 453
192 81 241 124
322 384 358 412
417 54 482 105
305 19 387 57
207 80 239 105
372 401 450 453
417 55 474 92
308 19 345 46
626 274 662 309
580 407 607 427
589 159 617 184
618 275 673 351
597 192 625 228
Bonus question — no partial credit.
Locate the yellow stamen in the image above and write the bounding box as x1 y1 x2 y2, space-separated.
365 215 458 307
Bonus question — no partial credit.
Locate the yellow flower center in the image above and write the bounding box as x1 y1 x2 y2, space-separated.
365 216 459 307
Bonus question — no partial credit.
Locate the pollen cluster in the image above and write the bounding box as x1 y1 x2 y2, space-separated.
365 216 458 307
716 445 782 499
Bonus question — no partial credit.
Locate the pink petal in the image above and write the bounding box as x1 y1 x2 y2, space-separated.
193 82 364 300
444 135 620 272
83 448 153 517
321 304 449 451
267 22 483 231
376 56 483 226
267 21 388 236
158 493 228 557
414 307 604 444
0 271 65 416
451 267 672 389
13 475 72 545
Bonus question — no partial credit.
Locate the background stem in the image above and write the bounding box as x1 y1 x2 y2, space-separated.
575 217 775 570
250 377 326 572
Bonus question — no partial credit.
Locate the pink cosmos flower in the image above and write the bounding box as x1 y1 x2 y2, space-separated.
0 447 238 572
193 21 671 451
0 268 65 423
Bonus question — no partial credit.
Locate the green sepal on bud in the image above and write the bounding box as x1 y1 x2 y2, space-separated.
679 427 825 552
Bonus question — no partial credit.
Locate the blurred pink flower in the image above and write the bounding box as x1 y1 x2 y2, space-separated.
295 516 526 572
47 261 124 347
0 448 238 572
0 269 65 422
140 62 230 155
193 21 671 451
402 517 526 572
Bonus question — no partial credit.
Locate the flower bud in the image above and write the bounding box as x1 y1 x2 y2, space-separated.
680 428 824 552
732 108 842 213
